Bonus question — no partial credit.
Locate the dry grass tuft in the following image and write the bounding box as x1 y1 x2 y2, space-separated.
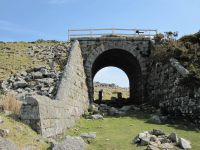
0 94 22 115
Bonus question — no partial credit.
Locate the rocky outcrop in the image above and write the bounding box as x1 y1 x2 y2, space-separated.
1 66 61 99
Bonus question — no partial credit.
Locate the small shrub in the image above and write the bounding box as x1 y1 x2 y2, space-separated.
0 94 22 115
154 33 164 44
179 35 199 44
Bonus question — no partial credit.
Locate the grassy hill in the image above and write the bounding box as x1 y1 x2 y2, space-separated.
94 82 129 100
0 41 69 80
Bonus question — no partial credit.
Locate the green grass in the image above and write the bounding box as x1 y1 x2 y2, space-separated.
0 113 50 149
66 113 200 150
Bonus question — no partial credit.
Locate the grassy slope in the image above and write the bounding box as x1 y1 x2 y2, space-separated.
66 113 200 150
0 41 66 80
94 86 129 100
0 113 49 149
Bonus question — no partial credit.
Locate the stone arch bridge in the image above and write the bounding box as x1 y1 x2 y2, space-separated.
21 29 200 137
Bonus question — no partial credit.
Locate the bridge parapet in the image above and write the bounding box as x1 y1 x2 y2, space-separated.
68 28 157 41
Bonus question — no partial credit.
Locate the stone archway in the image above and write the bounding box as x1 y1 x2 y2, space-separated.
79 38 151 104
91 49 143 104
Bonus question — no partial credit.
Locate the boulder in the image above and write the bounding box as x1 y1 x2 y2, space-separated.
13 79 28 89
119 105 132 112
178 138 192 149
109 107 119 115
91 114 103 120
80 132 96 140
168 132 179 143
151 129 165 136
31 72 43 79
140 136 150 146
52 136 85 150
150 115 161 124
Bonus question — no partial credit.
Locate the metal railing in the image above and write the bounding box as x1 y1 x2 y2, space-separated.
68 28 158 40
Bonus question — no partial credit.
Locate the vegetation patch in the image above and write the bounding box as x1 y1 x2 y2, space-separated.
65 113 200 150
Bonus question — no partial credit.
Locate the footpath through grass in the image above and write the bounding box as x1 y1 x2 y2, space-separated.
66 113 200 150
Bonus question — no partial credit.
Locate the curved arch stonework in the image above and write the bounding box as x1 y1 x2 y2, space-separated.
78 37 151 104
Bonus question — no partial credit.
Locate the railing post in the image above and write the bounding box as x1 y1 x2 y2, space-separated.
68 29 70 41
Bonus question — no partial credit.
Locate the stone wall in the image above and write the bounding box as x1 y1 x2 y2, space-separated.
147 58 200 127
20 41 89 137
76 37 152 103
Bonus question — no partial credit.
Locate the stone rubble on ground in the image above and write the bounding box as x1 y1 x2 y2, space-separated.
1 66 62 99
133 129 192 150
80 132 96 140
91 114 103 120
52 135 85 150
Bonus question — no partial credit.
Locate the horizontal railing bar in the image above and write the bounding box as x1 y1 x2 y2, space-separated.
70 33 156 37
68 28 158 40
68 28 157 32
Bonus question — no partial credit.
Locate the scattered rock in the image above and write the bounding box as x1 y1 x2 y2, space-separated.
133 129 191 150
150 115 161 124
80 132 96 140
13 79 28 89
151 129 165 136
52 136 85 150
31 72 43 79
168 132 178 143
91 114 103 120
119 105 132 112
178 138 192 149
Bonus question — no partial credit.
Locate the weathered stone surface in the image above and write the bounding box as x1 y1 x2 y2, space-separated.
80 132 96 140
151 129 165 136
13 79 28 89
31 72 43 79
168 132 178 143
178 138 192 149
52 136 85 150
150 115 161 124
91 114 103 120
0 137 19 150
170 58 189 77
20 41 89 137
134 130 192 150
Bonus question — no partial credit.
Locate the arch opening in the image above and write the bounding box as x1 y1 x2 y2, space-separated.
93 67 130 103
90 49 143 105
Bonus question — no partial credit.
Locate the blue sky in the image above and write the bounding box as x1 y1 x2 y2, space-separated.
1 0 200 87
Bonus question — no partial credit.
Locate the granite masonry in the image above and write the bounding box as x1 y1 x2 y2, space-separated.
20 41 89 137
